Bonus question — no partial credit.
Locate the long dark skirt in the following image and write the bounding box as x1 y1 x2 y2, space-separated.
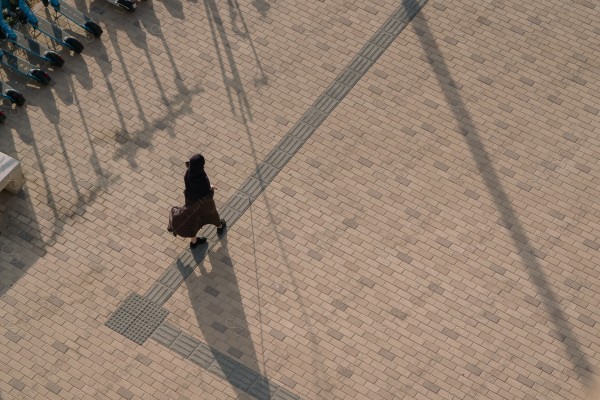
167 195 221 238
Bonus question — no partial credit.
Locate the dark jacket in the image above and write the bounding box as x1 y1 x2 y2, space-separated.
184 154 212 202
168 154 221 237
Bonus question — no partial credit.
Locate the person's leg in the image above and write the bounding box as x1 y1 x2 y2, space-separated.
216 219 226 235
190 236 207 248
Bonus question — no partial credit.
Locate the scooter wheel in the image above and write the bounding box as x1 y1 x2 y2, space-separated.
65 37 84 53
5 89 25 106
42 0 49 6
84 21 103 38
117 0 136 12
31 69 51 85
0 111 6 124
43 51 65 68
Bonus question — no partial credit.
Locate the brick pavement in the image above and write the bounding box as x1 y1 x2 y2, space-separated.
1 0 600 398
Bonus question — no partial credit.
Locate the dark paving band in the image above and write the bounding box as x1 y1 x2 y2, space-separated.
151 321 301 400
105 0 429 398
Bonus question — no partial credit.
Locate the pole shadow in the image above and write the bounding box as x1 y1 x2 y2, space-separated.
406 0 593 385
204 0 257 118
97 0 197 167
161 0 184 20
227 0 268 87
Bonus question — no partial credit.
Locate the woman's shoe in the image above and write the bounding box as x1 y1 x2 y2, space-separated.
217 219 227 236
190 237 207 249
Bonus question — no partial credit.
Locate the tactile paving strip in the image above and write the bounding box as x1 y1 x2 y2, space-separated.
149 322 300 400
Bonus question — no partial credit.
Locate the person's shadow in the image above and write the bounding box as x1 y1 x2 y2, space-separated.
185 236 274 397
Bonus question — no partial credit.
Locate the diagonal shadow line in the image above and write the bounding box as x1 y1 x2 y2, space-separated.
406 0 593 385
226 0 268 86
204 0 252 119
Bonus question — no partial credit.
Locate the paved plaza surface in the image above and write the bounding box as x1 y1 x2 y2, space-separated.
1 0 600 398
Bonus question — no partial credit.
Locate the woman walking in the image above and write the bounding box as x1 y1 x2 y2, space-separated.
168 154 226 248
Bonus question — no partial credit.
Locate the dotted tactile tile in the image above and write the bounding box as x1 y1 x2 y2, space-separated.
119 293 149 317
104 307 136 336
139 298 168 325
105 294 168 345
123 319 158 345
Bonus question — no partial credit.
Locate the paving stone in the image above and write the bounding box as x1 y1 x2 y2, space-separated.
578 315 596 327
4 330 21 343
478 75 493 85
150 323 180 347
45 382 62 395
536 361 554 374
390 307 408 320
124 319 160 345
378 348 396 361
169 333 201 358
397 252 413 264
204 286 220 297
208 352 241 379
229 364 259 390
307 250 323 261
134 354 152 367
422 380 441 393
343 218 359 229
517 374 536 388
483 311 501 324
564 279 582 291
47 295 64 308
270 328 286 341
117 387 134 400
359 276 375 288
189 343 216 369
465 363 483 376
272 389 303 400
227 346 244 359
210 322 227 333
9 379 25 391
327 328 344 341
51 341 69 353
248 378 278 400
331 299 348 311
337 366 354 378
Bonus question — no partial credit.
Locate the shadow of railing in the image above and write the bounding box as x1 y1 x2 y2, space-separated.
0 107 41 297
407 0 593 385
0 37 114 296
